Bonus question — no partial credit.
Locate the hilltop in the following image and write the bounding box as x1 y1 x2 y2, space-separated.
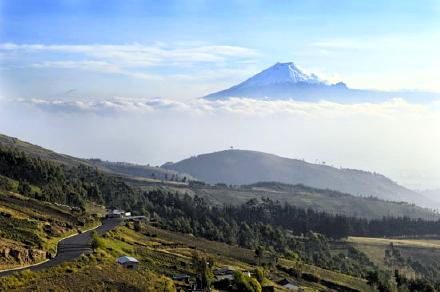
163 149 435 208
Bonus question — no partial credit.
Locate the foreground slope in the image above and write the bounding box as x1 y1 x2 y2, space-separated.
0 189 99 271
163 149 433 207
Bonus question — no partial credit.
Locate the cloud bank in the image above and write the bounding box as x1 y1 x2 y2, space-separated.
11 97 435 118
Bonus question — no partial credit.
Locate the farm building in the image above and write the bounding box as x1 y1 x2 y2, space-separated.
116 256 139 270
277 278 300 290
214 267 235 281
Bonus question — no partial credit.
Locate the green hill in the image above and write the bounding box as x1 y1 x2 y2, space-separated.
163 149 435 207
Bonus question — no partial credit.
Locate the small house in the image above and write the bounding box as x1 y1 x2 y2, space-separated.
242 271 252 277
116 256 139 270
214 267 235 281
108 209 125 218
172 274 191 282
277 279 299 290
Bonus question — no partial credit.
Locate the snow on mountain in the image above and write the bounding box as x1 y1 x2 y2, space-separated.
238 62 325 88
203 62 350 101
203 62 440 102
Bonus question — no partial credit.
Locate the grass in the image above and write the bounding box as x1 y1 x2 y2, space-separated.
138 225 371 291
2 220 379 291
278 258 373 292
347 236 440 249
0 190 100 270
0 254 175 291
344 236 440 277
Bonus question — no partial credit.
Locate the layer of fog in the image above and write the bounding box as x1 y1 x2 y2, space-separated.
1 97 439 190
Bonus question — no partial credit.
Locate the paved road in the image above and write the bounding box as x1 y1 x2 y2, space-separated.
0 218 121 277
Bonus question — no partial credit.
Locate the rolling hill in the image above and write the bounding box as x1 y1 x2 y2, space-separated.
162 149 435 208
1 133 437 219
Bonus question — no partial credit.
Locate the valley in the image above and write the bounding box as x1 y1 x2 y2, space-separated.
1 134 440 291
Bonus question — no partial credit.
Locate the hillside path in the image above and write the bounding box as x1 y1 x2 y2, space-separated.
0 218 121 277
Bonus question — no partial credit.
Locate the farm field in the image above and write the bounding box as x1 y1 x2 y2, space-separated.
1 221 374 291
341 236 440 280
0 189 100 271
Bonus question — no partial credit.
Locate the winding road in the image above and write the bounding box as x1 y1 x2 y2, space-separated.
0 218 121 277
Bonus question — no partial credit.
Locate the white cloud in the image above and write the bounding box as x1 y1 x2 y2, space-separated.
0 42 259 84
0 42 258 68
11 96 436 119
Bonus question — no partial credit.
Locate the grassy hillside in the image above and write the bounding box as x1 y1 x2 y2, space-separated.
0 134 86 167
163 149 434 207
343 236 440 283
0 221 373 291
0 189 100 270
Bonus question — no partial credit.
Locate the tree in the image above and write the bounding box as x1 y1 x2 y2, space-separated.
233 271 261 292
18 180 32 196
254 267 265 284
192 251 214 289
366 270 380 287
255 246 264 265
90 231 102 251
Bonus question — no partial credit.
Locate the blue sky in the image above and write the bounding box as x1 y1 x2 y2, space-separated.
1 0 440 98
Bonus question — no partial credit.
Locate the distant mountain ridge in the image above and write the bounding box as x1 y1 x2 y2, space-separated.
162 149 435 207
204 62 440 102
421 189 440 204
1 133 437 219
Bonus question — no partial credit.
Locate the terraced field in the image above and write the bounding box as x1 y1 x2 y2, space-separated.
0 190 99 271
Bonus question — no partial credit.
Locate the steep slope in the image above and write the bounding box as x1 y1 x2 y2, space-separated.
0 133 85 167
0 189 98 271
204 62 440 102
162 149 434 207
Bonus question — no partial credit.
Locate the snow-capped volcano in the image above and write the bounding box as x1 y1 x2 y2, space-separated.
239 62 324 87
204 62 348 101
203 62 440 102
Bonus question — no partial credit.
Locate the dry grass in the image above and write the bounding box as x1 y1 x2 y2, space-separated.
347 236 440 249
